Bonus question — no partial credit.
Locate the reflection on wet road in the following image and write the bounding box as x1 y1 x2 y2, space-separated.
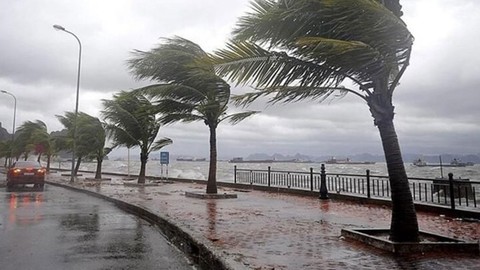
0 185 195 270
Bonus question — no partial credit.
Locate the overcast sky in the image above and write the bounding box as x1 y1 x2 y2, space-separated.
1 0 479 159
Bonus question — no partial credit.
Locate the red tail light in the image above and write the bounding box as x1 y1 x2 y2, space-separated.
37 168 46 175
12 168 22 176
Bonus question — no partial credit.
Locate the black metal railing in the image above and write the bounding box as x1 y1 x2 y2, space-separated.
233 165 479 211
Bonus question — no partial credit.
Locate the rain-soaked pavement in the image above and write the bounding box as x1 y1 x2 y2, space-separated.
47 172 479 269
0 184 196 270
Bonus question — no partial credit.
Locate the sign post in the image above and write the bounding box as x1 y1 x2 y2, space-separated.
160 152 169 178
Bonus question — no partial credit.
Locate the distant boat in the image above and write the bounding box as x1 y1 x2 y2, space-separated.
229 157 274 163
176 157 207 162
413 158 427 167
413 157 470 167
228 157 310 163
324 157 375 165
449 158 474 167
176 157 194 161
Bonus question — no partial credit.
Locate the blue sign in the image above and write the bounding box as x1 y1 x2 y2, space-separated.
160 152 169 165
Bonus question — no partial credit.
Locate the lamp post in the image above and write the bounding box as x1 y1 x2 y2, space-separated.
1 90 16 166
53 24 82 182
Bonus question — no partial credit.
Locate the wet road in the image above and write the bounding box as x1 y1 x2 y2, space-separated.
0 184 196 270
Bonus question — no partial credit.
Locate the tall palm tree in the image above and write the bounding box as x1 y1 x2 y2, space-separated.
128 37 257 194
101 91 172 184
212 0 418 242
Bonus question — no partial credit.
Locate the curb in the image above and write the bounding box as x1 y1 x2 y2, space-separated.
46 180 244 270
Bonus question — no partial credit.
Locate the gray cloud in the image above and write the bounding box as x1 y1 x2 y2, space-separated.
0 0 479 159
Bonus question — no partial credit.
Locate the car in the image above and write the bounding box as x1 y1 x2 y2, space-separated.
6 161 46 190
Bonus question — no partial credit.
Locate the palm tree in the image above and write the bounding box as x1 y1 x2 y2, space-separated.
211 0 418 242
128 37 257 194
14 120 54 168
0 141 11 167
57 112 107 176
101 91 172 184
75 114 109 179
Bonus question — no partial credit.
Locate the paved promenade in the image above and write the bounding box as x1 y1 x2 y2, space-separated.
47 172 479 270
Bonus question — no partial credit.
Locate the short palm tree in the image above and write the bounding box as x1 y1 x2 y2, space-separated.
57 112 107 176
102 91 172 184
75 114 109 179
128 37 257 194
14 120 54 167
212 0 418 242
0 141 11 167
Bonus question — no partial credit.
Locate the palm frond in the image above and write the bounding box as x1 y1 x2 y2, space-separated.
222 111 259 125
128 36 212 84
213 41 344 89
151 138 173 152
135 83 208 104
160 113 204 125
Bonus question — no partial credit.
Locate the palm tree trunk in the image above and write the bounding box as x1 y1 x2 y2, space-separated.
377 119 420 242
46 154 51 172
206 126 218 194
138 152 147 184
74 156 82 176
95 156 103 179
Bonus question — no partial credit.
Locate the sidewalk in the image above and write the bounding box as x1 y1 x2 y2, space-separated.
47 172 479 270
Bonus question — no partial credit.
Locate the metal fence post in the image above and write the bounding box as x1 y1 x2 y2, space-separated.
448 173 456 210
319 164 329 199
366 169 371 199
268 166 271 187
310 167 314 191
234 165 237 184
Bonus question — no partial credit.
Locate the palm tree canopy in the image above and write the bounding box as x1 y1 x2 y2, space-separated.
129 37 257 128
15 120 51 158
101 91 172 153
212 0 413 106
56 112 106 157
76 113 106 157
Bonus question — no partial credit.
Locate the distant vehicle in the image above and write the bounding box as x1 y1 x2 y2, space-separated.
6 161 46 190
324 157 375 165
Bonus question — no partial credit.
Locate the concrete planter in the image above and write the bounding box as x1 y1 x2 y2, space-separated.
341 228 479 255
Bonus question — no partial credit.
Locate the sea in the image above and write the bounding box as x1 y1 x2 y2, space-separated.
64 159 480 183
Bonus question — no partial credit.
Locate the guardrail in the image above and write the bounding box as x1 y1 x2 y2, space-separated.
233 165 479 211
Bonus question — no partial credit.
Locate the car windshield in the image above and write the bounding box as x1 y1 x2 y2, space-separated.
13 161 41 168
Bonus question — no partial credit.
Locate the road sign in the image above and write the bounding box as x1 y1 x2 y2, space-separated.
160 152 169 165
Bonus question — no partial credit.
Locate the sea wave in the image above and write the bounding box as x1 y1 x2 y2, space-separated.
66 159 480 182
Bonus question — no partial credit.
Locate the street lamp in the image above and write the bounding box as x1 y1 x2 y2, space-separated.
53 24 82 182
1 90 16 166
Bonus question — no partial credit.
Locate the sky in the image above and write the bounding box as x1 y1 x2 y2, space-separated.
0 0 479 159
